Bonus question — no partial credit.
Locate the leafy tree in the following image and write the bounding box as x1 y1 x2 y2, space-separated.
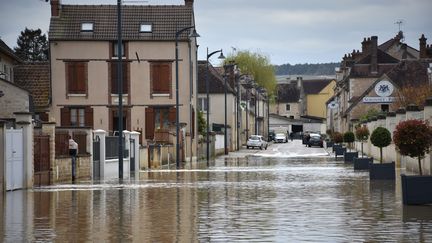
393 120 432 175
224 50 277 94
14 28 48 62
273 62 340 76
197 111 206 137
370 127 392 164
332 132 343 144
343 131 355 151
355 126 370 157
392 83 432 110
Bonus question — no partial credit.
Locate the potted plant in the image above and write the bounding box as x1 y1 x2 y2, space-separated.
369 127 394 180
332 132 346 158
353 126 372 170
393 119 432 205
325 129 334 148
343 131 358 163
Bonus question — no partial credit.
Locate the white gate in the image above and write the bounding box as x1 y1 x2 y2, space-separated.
5 128 24 191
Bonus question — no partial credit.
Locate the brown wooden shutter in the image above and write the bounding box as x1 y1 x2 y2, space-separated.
67 63 75 93
160 64 171 93
111 62 118 94
151 63 161 93
76 62 86 93
168 107 176 125
85 106 94 128
60 107 71 126
123 62 128 94
145 107 155 139
39 112 49 122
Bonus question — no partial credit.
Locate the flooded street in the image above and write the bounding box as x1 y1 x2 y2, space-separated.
1 140 432 242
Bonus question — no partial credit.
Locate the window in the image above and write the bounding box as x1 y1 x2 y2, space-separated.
286 104 291 111
381 104 389 112
150 62 172 95
66 62 87 94
60 106 93 128
110 62 129 94
140 23 152 33
81 22 94 32
145 107 175 139
113 42 125 57
198 97 209 112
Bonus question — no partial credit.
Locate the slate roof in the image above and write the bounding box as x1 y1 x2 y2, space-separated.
49 4 194 41
356 49 400 64
302 79 333 94
276 83 300 103
14 63 50 109
197 61 235 94
0 39 21 62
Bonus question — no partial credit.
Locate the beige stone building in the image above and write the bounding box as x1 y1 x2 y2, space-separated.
48 0 199 160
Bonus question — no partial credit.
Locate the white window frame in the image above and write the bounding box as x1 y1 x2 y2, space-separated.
198 97 209 113
81 22 94 32
286 104 291 111
140 23 152 33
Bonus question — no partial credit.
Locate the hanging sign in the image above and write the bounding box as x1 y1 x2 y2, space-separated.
374 80 394 97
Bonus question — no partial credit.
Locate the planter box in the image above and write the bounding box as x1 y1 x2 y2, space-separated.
344 151 358 163
326 141 334 148
334 147 346 158
403 205 432 221
401 174 432 205
332 144 342 152
353 157 372 170
369 162 395 180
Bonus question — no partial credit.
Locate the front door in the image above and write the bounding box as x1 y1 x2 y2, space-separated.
6 129 24 191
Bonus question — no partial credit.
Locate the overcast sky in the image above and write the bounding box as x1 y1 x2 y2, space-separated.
1 0 431 65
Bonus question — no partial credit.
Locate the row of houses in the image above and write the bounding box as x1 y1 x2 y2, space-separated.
1 0 271 189
328 31 432 133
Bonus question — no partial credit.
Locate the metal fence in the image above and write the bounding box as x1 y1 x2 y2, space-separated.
105 136 129 159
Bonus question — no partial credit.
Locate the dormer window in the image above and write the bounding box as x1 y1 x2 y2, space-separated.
140 23 152 33
81 22 94 32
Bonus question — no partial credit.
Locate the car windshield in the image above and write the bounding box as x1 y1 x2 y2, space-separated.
275 133 285 137
249 136 260 140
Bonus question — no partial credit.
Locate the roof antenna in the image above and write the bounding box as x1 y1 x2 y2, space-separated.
395 19 404 42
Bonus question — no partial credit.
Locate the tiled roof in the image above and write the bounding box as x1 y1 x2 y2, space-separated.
198 61 235 94
276 83 300 103
49 5 194 41
0 39 21 62
356 49 399 64
386 60 430 88
302 79 333 94
14 63 50 109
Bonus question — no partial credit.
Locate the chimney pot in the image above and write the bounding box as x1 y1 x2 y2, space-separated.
51 0 60 17
185 0 194 7
419 34 428 59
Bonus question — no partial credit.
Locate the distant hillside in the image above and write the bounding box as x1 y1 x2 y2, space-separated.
274 63 340 76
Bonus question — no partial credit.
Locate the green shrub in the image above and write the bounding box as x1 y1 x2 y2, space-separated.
355 126 370 157
371 127 392 163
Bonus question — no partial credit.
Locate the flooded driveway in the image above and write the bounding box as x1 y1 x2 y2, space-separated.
1 140 432 242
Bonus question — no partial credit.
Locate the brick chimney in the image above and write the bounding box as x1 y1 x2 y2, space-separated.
185 0 194 7
370 36 378 74
51 0 61 17
401 43 408 60
361 37 370 54
419 34 427 59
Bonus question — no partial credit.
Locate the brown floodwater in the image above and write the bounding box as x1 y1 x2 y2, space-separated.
1 156 431 242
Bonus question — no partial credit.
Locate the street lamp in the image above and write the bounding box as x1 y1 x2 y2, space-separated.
205 48 225 166
175 25 200 169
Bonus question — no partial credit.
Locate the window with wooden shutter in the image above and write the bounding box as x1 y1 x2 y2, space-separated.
66 62 87 94
151 62 171 95
60 107 71 126
85 106 94 128
111 62 129 94
145 107 155 139
168 107 176 125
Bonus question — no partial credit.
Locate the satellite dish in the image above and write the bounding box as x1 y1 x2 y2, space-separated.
328 101 339 109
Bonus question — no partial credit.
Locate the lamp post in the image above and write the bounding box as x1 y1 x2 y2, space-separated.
205 48 225 166
116 0 124 179
175 26 200 169
224 73 228 155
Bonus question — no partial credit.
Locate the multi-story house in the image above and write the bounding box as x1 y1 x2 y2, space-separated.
197 61 238 151
48 0 199 160
329 32 432 133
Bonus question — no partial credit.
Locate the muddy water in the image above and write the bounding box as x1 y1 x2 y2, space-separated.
1 156 431 242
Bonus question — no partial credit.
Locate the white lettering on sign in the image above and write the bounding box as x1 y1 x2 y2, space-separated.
362 97 396 103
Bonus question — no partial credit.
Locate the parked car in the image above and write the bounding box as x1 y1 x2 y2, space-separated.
308 133 323 147
274 133 287 143
246 135 268 150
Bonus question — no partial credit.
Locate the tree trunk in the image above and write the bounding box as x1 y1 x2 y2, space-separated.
361 142 364 158
418 157 423 176
380 148 383 164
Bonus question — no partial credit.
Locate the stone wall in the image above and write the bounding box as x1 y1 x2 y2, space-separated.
54 155 92 182
0 80 29 119
354 99 432 175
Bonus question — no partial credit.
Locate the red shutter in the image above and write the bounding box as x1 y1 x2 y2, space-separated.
111 62 118 94
145 107 155 139
168 107 176 125
60 107 71 126
85 106 94 128
76 62 86 93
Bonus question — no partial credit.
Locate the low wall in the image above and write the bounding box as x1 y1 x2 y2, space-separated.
104 159 130 179
353 101 432 175
148 144 175 169
139 146 148 170
54 155 91 182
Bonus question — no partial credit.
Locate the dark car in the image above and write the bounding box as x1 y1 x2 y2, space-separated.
268 131 275 142
308 134 323 147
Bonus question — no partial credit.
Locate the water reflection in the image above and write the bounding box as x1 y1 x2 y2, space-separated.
1 156 432 242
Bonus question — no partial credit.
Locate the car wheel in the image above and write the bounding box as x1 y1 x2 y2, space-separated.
260 145 263 150
265 145 268 150
247 146 249 149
